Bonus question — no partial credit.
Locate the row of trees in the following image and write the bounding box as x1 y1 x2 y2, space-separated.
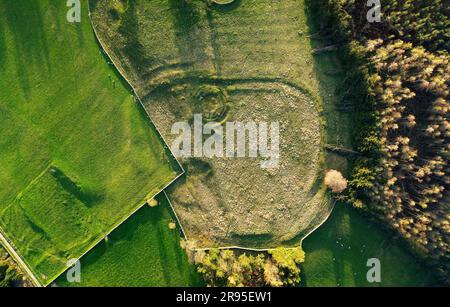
316 0 449 53
308 0 449 280
181 240 305 287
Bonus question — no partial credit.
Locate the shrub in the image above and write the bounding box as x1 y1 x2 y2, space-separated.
147 199 159 207
325 170 348 193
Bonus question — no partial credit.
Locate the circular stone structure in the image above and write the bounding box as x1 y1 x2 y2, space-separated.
89 0 335 250
145 79 331 249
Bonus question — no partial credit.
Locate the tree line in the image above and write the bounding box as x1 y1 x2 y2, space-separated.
181 240 305 287
307 0 449 282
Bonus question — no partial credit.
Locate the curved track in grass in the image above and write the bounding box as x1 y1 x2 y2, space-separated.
88 0 334 249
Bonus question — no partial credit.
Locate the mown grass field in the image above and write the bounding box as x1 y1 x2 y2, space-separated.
0 0 180 285
302 204 436 287
55 193 202 287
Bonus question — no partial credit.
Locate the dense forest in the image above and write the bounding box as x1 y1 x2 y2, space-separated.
308 0 449 282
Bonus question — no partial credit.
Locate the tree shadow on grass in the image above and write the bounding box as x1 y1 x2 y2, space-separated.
49 0 65 39
118 0 156 72
155 220 174 285
329 205 347 286
108 206 163 244
205 5 222 73
302 0 354 281
2 0 51 98
169 0 200 59
75 20 85 47
0 19 6 70
156 193 185 285
169 0 213 70
49 166 104 207
303 1 352 173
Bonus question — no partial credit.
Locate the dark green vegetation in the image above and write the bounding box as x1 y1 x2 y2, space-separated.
308 0 449 282
56 194 202 287
302 204 436 287
0 247 23 287
188 247 305 287
0 0 180 285
0 261 21 287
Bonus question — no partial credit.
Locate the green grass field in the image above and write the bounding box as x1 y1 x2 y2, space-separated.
0 0 180 285
55 193 202 287
302 204 436 287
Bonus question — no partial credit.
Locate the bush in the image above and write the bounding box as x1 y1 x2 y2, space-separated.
324 170 348 193
147 199 159 207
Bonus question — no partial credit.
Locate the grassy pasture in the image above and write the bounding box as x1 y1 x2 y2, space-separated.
55 193 202 287
302 204 436 287
0 0 180 285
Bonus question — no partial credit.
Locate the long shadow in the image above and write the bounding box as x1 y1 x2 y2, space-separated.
0 15 6 69
51 0 65 34
157 192 203 286
155 222 173 285
169 0 199 56
157 192 188 278
303 3 352 284
110 206 162 243
118 0 156 72
169 0 209 68
55 206 159 285
304 1 352 172
49 166 103 207
2 0 52 97
330 205 347 286
144 198 173 285
205 6 222 73
349 207 371 286
205 0 242 74
76 20 85 47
